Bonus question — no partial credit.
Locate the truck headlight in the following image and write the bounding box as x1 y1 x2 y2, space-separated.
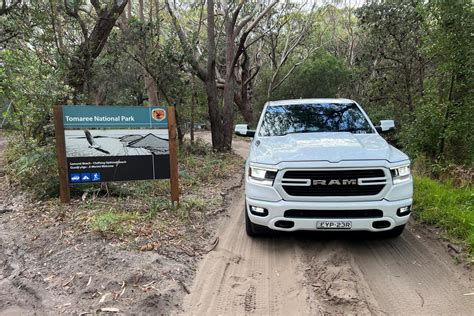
248 165 277 186
391 164 411 184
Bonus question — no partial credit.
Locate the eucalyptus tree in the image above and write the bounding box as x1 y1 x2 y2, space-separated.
0 0 23 45
263 0 318 99
165 0 278 151
417 0 473 163
355 1 426 113
219 0 278 148
10 0 130 102
116 0 161 106
62 0 128 100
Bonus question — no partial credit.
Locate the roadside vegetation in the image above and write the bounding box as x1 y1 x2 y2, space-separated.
413 177 474 255
5 138 242 249
84 139 241 241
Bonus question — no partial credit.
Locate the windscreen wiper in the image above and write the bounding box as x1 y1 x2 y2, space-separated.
282 129 322 135
339 128 370 133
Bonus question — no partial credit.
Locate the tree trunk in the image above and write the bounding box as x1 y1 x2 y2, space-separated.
66 0 128 99
175 102 185 146
49 0 65 55
94 84 107 105
145 76 159 105
137 0 159 105
237 50 255 125
206 0 224 151
190 76 196 144
438 70 456 159
222 15 235 151
127 0 132 19
138 0 144 20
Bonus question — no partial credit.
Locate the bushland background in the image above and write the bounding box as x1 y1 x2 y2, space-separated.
0 0 473 251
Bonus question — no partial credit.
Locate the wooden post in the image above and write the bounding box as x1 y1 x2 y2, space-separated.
190 75 196 143
53 105 70 203
168 105 179 204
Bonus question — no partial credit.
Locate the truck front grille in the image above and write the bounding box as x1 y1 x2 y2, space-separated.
284 209 383 218
282 169 386 197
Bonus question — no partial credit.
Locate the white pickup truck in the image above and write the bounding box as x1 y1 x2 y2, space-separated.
235 98 413 237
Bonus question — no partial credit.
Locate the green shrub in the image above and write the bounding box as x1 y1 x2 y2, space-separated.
414 176 474 253
5 137 59 198
1 49 69 144
399 93 473 165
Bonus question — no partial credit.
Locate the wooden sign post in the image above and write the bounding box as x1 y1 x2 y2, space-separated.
53 105 71 203
168 106 180 205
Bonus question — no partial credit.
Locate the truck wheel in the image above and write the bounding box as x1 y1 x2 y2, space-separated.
245 205 270 237
383 224 406 238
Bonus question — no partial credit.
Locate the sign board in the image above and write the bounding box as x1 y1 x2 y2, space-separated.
54 105 179 204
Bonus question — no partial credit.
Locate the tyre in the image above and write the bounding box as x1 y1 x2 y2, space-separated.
245 204 271 237
383 224 405 238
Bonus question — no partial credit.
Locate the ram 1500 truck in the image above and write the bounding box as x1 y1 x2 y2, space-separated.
235 98 413 237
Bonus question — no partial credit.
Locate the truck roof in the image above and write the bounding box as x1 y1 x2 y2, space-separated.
267 98 355 106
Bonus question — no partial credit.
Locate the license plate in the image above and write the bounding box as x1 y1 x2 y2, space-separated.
317 221 352 229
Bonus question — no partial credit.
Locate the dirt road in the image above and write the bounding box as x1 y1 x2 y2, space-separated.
185 133 474 315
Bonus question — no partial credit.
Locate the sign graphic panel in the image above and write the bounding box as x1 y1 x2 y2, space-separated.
63 106 169 183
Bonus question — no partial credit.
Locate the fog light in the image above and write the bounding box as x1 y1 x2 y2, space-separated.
249 205 268 217
397 205 411 217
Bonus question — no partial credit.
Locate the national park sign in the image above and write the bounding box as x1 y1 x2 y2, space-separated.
54 105 179 204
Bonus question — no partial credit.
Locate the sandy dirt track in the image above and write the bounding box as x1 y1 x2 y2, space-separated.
185 132 474 315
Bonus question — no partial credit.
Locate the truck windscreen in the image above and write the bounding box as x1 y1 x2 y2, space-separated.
259 103 374 136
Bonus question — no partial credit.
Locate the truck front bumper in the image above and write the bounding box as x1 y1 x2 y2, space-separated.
246 197 412 232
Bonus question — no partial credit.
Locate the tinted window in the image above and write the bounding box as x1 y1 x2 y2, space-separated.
259 103 374 136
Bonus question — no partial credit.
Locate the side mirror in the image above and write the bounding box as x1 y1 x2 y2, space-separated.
235 124 256 137
375 120 395 133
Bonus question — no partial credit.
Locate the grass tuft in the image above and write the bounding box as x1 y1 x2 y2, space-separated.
90 210 139 235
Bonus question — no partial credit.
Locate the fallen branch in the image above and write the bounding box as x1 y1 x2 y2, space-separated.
205 237 219 253
178 279 190 294
62 275 75 287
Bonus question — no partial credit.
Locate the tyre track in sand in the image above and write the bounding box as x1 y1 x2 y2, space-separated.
183 135 310 315
185 132 473 315
183 192 310 315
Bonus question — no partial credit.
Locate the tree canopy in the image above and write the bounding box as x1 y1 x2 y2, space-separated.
1 0 472 166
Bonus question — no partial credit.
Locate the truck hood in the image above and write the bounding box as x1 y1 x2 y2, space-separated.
249 132 408 165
